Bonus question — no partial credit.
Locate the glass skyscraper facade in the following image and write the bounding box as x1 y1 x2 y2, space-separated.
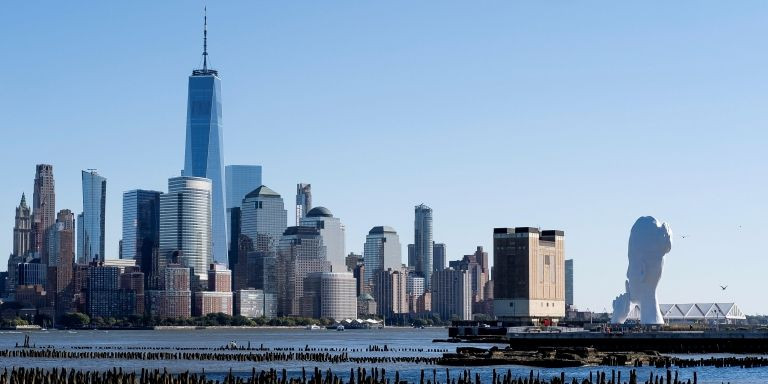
225 165 262 245
78 170 106 263
276 226 330 317
565 259 574 308
433 242 446 272
240 185 288 254
414 204 433 289
295 183 312 226
122 190 161 282
300 207 345 273
184 25 227 266
363 226 402 287
159 176 212 284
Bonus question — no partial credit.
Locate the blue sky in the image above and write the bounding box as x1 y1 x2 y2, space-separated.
1 2 767 314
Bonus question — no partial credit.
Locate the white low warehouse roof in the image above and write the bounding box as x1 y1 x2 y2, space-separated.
627 303 746 321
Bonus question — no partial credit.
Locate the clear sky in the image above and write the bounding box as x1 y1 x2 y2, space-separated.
2 2 767 314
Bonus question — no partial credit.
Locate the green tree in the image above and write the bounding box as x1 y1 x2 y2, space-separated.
60 313 90 328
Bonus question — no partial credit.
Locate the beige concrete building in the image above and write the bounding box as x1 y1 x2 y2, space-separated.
493 227 565 325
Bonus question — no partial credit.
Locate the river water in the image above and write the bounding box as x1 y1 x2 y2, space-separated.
0 328 764 384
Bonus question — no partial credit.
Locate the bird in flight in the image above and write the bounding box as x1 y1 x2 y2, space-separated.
681 235 688 239
720 285 728 290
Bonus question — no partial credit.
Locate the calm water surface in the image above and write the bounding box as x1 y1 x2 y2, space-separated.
0 328 764 384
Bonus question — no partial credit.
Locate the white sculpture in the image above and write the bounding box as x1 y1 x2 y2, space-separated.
611 216 672 325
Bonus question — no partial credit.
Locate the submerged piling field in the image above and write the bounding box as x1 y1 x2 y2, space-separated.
0 366 703 384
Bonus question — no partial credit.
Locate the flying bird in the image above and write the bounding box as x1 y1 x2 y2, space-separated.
681 235 688 239
720 285 728 290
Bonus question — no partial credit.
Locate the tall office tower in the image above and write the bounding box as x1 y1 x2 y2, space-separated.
431 268 472 321
363 226 402 287
228 207 242 272
224 165 262 247
373 267 408 318
121 190 161 287
7 194 32 294
295 183 312 226
565 259 574 309
78 170 107 263
432 243 446 272
493 227 565 325
237 186 287 291
48 210 75 316
407 244 415 270
184 12 227 265
300 207 345 272
414 204 433 289
159 176 212 285
31 164 55 262
76 214 84 262
276 226 330 317
352 264 365 296
240 186 287 254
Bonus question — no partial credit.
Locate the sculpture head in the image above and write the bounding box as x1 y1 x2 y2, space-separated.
629 216 672 262
611 216 672 325
627 216 672 289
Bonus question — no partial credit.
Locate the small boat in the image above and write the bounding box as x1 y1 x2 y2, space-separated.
306 325 322 331
336 325 345 331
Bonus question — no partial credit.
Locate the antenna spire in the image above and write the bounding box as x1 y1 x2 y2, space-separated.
203 7 208 71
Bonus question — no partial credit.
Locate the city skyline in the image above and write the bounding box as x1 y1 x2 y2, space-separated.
2 2 767 314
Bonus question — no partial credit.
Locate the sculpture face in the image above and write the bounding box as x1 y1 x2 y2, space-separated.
611 216 672 325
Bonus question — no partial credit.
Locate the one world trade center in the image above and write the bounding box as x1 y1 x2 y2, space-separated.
184 10 227 265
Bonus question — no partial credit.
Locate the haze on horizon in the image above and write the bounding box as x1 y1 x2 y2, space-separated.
0 2 766 314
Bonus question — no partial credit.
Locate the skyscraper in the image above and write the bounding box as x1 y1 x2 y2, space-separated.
184 11 227 265
79 170 106 263
295 183 312 226
432 243 446 272
276 226 330 317
407 244 415 270
225 165 262 248
48 211 75 316
363 226 402 287
159 176 212 284
373 267 408 318
414 204 433 289
122 190 161 284
240 186 287 254
448 246 489 307
7 194 32 294
565 259 574 309
32 164 55 262
50 209 75 266
431 268 472 321
300 207 345 272
236 185 287 291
